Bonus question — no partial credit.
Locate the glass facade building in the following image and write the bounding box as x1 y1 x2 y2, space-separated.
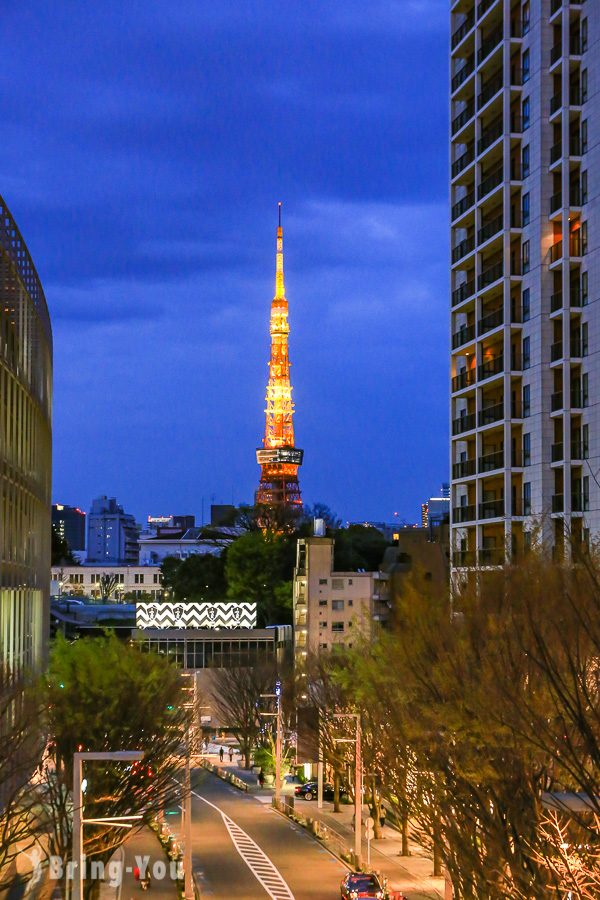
0 195 52 677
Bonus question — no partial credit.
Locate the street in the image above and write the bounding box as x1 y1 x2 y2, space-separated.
185 768 346 899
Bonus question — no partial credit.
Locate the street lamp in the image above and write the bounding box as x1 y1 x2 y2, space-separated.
72 750 144 900
333 713 362 865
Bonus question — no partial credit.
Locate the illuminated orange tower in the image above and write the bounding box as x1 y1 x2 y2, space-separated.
255 203 303 508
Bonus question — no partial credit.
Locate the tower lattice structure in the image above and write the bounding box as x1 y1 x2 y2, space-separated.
255 204 303 509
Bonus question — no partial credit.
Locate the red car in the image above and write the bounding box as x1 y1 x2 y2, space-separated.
340 872 385 899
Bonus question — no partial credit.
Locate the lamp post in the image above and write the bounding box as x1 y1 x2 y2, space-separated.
72 750 144 900
333 713 362 865
180 672 207 900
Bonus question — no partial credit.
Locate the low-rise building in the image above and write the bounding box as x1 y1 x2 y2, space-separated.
51 564 163 600
52 504 86 551
138 525 243 565
87 496 139 564
293 536 389 671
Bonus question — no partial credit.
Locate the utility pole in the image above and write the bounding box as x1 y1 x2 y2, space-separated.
317 712 324 809
260 678 283 805
333 713 362 865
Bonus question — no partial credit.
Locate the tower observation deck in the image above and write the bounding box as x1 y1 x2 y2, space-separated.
255 204 303 508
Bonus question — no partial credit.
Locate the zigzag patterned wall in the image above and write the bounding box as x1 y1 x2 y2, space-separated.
136 601 257 630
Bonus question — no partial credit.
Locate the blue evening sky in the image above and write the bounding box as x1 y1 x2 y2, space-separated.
3 1 449 525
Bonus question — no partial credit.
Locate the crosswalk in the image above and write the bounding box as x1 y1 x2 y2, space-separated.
192 790 295 900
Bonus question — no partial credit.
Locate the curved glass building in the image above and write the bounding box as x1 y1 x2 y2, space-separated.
0 196 52 676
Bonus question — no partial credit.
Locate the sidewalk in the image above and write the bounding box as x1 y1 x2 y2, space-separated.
209 757 445 900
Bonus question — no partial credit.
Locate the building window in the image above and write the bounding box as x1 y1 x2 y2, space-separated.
319 643 328 649
522 240 530 274
348 599 353 607
318 578 328 585
522 145 530 178
522 97 530 130
581 18 588 52
524 531 532 553
331 578 344 590
582 271 588 304
581 120 588 153
522 49 530 83
583 373 589 407
582 423 589 458
522 192 530 226
331 622 344 633
523 482 531 516
523 336 531 369
581 171 588 204
320 622 328 629
581 222 588 255
319 599 327 607
522 1 530 35
581 69 588 103
332 599 345 611
522 287 530 321
523 384 531 417
523 432 531 466
582 322 588 356
583 475 590 511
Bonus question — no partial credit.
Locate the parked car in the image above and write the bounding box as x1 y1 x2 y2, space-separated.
281 774 303 795
294 781 348 801
340 872 385 899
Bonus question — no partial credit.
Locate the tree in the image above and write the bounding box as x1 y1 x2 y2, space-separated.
225 531 295 625
161 552 227 602
209 666 276 768
302 503 342 530
35 633 191 897
333 525 389 572
51 527 77 566
98 573 119 601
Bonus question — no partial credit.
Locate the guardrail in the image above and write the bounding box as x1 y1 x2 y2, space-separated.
199 758 249 792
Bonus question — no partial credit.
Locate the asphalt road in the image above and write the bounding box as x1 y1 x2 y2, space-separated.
187 769 346 899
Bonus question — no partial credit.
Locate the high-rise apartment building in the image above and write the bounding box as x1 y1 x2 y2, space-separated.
0 195 53 676
450 0 596 573
87 496 139 564
52 503 86 551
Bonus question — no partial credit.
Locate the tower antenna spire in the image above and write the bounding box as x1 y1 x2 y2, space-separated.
255 204 304 510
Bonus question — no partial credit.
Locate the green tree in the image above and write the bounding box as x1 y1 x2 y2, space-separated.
160 553 227 602
37 633 190 897
51 527 77 566
225 531 295 625
333 525 389 572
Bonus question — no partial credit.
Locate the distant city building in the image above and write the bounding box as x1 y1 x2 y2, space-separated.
138 525 243 566
421 485 450 530
383 525 450 603
51 564 163 600
293 536 389 676
145 514 196 534
87 496 139 564
52 504 86 551
0 194 53 676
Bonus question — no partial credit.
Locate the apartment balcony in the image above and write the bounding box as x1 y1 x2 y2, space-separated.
478 261 503 291
453 458 477 479
478 213 503 246
452 323 475 349
452 189 476 222
549 235 584 265
478 116 503 155
452 99 476 136
452 146 475 179
550 191 562 215
571 388 587 410
572 493 589 513
478 306 503 334
451 10 475 50
453 504 476 523
452 235 476 263
452 278 476 306
550 291 563 313
478 401 503 427
477 0 499 19
451 55 475 94
552 494 564 513
477 25 503 65
571 335 586 359
550 142 562 166
452 412 477 435
551 341 563 362
479 449 503 473
570 134 583 157
478 165 503 200
480 547 504 566
479 499 504 519
478 70 503 109
452 368 476 392
510 114 523 134
453 550 477 567
478 355 503 381
551 442 563 463
571 440 587 461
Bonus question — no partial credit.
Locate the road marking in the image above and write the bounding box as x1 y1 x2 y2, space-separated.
192 790 295 900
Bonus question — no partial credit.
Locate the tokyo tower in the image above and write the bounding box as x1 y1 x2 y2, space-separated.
255 203 303 509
